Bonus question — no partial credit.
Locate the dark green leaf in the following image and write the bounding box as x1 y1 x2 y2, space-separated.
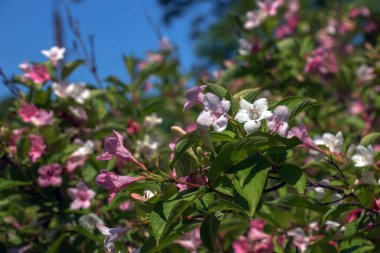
277 164 306 194
360 132 380 146
200 214 220 250
0 178 31 191
170 131 200 169
62 60 85 80
272 96 319 119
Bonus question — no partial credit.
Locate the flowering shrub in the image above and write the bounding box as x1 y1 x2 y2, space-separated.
1 1 380 252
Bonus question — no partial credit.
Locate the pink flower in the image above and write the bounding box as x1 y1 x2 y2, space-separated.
244 10 265 29
289 124 317 149
304 47 338 77
38 163 62 188
267 106 290 137
18 103 53 127
288 228 309 252
25 64 50 84
96 130 145 169
8 128 29 156
65 140 94 173
119 201 133 211
349 8 370 18
67 182 95 210
176 173 207 192
350 100 365 115
175 227 202 253
96 223 129 253
233 237 250 253
28 134 46 163
258 0 283 17
346 209 363 223
196 93 230 132
95 170 144 202
126 120 141 135
183 85 206 111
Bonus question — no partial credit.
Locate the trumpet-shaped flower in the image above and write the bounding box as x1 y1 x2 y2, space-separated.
234 98 272 134
28 134 46 163
289 124 316 148
41 46 65 66
96 223 129 253
67 182 95 210
97 130 144 168
183 85 206 111
95 170 144 202
196 93 230 132
313 131 344 153
267 105 290 137
38 163 62 188
25 64 50 84
352 145 374 167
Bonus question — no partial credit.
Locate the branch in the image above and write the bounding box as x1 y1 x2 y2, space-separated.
264 181 286 193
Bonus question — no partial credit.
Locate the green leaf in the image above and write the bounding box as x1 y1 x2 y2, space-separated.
203 82 228 99
134 62 161 88
200 214 220 250
61 60 85 80
231 88 261 114
170 131 200 169
150 188 206 245
140 232 181 253
0 178 31 191
322 204 361 224
72 226 102 243
46 233 68 253
123 55 135 78
269 194 328 213
209 132 293 183
232 158 270 217
207 199 246 213
210 130 236 142
340 238 374 253
277 164 306 194
272 96 319 119
360 132 380 146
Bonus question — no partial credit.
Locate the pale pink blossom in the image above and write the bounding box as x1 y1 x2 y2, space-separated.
38 163 62 188
244 10 266 29
304 47 338 77
65 140 94 173
8 128 29 156
289 124 317 149
183 85 206 111
356 64 376 82
96 223 129 253
28 134 46 163
175 227 201 253
96 130 145 169
288 228 310 252
95 170 144 202
258 0 283 16
41 46 65 66
119 201 133 211
267 105 290 137
67 182 95 210
349 8 370 18
197 93 230 132
18 103 53 127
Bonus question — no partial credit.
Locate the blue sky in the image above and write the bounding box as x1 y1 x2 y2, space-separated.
0 0 204 97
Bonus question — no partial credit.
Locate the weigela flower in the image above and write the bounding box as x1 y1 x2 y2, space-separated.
68 106 88 121
41 46 65 66
143 113 162 129
288 228 309 253
8 128 29 156
352 145 374 167
175 227 201 253
244 10 266 29
119 201 133 211
38 163 62 188
66 140 94 173
97 130 145 168
304 47 338 76
349 7 370 18
18 103 53 127
67 182 95 210
52 82 90 104
313 131 344 153
28 134 46 163
95 170 144 202
135 134 160 158
96 223 129 253
289 124 317 148
234 98 272 134
356 64 376 82
126 120 141 135
258 0 283 16
183 85 206 111
24 64 50 84
197 93 230 132
131 190 156 202
267 105 290 137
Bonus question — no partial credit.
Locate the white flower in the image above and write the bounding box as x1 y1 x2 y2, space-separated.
244 10 267 29
143 113 163 129
52 82 90 104
79 213 103 232
325 221 342 231
238 38 252 56
67 83 91 104
313 131 344 153
41 46 65 66
352 145 374 167
234 98 272 134
356 64 376 82
69 106 88 120
71 140 94 157
96 223 128 253
136 135 160 158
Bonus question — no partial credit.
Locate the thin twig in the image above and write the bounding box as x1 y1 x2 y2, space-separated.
264 181 286 193
0 68 20 97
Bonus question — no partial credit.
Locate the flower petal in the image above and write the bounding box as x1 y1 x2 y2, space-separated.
243 120 261 134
